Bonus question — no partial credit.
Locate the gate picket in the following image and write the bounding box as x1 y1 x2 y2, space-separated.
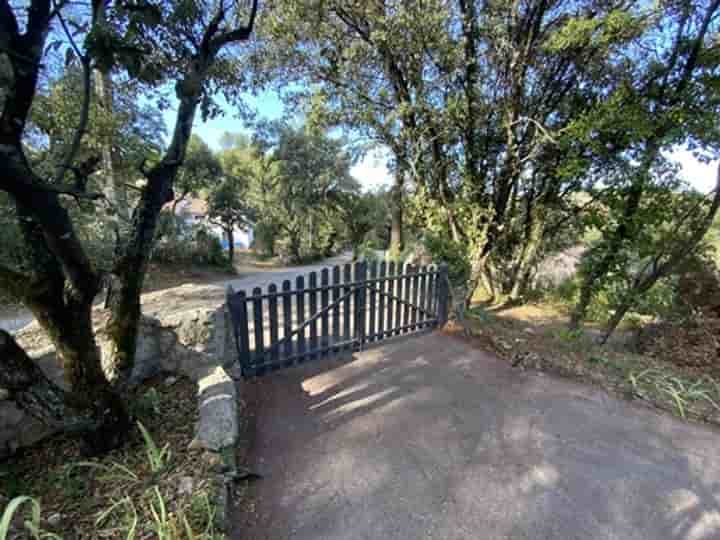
296 275 306 362
418 266 427 329
343 263 352 348
321 268 329 355
268 284 279 364
394 264 403 336
387 262 395 337
368 262 377 343
229 289 250 373
427 264 437 317
411 266 420 331
309 271 318 359
377 262 386 340
282 280 292 364
252 287 264 370
403 265 412 334
332 266 340 352
355 262 367 348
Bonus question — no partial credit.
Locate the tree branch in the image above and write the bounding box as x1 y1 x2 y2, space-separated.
52 0 92 186
0 0 19 43
211 0 259 49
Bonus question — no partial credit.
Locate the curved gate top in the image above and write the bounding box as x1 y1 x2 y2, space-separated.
227 261 449 377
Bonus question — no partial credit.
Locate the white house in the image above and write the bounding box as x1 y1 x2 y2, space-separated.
173 198 254 249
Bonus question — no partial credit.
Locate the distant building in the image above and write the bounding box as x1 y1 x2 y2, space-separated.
172 197 254 249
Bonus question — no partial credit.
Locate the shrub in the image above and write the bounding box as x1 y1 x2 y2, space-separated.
422 234 471 287
355 242 381 263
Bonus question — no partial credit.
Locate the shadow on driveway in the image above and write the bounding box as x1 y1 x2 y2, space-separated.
232 332 720 540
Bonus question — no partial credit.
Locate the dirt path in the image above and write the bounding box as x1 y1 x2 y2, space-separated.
0 253 352 334
232 332 720 540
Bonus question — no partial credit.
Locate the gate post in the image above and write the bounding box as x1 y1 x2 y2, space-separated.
437 263 450 328
355 261 367 350
227 286 251 376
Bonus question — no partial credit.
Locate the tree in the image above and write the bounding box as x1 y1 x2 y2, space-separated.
249 0 626 295
334 191 387 259
567 0 720 333
0 0 259 453
174 135 221 213
253 123 359 262
253 0 720 340
208 175 252 265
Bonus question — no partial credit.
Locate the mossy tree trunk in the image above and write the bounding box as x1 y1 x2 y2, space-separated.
389 167 404 255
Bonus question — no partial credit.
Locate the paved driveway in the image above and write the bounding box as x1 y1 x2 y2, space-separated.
233 332 720 540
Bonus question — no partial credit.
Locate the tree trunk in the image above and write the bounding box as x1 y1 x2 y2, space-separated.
227 226 235 265
570 182 645 330
0 326 129 455
458 0 481 190
106 61 207 386
509 210 544 301
599 164 720 342
0 330 92 431
6 195 132 453
390 168 404 254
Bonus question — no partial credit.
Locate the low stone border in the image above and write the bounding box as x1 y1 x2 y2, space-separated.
175 302 240 534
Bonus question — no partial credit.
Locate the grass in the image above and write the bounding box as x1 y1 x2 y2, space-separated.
0 376 223 539
627 370 720 419
461 301 720 425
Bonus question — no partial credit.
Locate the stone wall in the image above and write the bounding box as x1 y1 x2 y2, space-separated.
0 297 239 459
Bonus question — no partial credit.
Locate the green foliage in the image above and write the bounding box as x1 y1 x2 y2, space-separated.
176 135 222 203
207 176 252 234
553 327 584 343
137 422 172 474
152 215 229 269
205 235 229 268
422 234 471 287
355 242 381 264
547 271 678 325
244 123 359 263
628 370 720 420
0 496 62 540
247 0 720 338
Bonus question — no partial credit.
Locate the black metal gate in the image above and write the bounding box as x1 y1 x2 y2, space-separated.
227 261 449 377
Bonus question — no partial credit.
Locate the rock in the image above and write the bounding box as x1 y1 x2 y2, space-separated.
195 366 238 451
96 315 165 386
47 513 62 527
201 451 226 473
177 476 194 497
0 388 9 401
164 376 178 387
188 438 205 452
497 338 513 351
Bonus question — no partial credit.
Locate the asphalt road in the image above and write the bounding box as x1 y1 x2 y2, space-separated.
232 332 720 540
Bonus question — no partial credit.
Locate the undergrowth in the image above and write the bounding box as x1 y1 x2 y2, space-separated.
0 377 221 540
464 305 720 425
1 421 222 540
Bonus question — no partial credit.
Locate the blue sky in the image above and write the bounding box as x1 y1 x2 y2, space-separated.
164 89 718 194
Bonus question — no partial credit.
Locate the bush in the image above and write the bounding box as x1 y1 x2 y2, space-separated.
356 242 381 263
253 222 279 257
422 234 471 287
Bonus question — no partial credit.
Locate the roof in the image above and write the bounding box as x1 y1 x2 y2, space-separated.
165 197 208 216
183 198 208 215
